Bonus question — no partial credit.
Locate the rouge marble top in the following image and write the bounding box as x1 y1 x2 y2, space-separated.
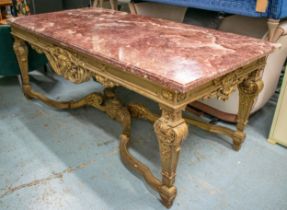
10 8 273 93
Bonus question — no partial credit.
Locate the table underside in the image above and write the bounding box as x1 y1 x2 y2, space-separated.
12 27 266 208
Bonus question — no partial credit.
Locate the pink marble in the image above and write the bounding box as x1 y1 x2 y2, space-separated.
10 8 273 93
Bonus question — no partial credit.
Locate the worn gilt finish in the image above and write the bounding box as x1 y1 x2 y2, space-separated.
31 44 92 84
11 14 269 207
234 70 264 150
203 70 250 101
154 106 188 207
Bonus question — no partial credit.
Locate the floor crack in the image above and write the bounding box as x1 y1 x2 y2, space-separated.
0 159 96 199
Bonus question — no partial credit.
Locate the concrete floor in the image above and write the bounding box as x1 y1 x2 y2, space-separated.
0 73 287 210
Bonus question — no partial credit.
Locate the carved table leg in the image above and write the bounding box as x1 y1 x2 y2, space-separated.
154 105 188 207
234 70 264 150
13 37 32 99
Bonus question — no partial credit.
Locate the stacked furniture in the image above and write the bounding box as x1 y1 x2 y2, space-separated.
130 0 287 41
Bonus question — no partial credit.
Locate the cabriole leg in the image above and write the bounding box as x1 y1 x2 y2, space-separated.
13 37 32 99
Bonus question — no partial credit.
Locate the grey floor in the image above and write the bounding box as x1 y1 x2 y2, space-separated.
0 72 287 210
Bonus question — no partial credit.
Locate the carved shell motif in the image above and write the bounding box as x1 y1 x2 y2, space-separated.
32 44 120 87
32 44 92 84
47 47 92 83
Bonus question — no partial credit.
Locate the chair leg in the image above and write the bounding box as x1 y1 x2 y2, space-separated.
91 0 97 7
109 0 118 10
267 19 280 42
92 0 103 7
128 3 137 14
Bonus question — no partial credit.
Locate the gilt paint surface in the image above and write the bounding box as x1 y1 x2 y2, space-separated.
10 8 273 92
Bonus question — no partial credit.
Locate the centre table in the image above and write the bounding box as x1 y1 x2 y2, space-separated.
10 8 273 207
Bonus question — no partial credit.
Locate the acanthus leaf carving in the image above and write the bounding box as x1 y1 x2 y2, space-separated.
94 74 118 88
160 90 174 101
203 72 249 101
31 43 120 88
31 44 92 84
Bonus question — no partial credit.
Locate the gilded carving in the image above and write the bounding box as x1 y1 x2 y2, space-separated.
176 92 187 102
31 42 120 88
85 93 104 108
161 89 174 101
30 44 43 54
154 107 188 207
203 72 248 101
94 75 118 88
45 46 91 83
13 38 33 99
234 70 264 150
127 103 158 122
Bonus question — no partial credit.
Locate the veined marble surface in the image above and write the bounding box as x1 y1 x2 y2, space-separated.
10 8 273 93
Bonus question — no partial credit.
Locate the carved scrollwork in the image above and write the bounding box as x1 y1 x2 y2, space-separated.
85 93 104 107
154 122 177 147
154 118 187 145
31 44 92 84
127 103 158 122
160 90 174 101
203 72 248 101
154 108 188 162
238 79 264 95
176 92 187 103
31 43 120 87
153 107 188 201
31 44 43 54
94 75 118 88
161 108 182 122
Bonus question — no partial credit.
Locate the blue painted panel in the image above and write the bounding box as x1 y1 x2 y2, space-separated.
134 0 267 17
133 0 287 19
270 0 287 19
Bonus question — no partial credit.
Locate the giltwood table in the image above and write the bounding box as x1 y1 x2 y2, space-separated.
10 8 273 207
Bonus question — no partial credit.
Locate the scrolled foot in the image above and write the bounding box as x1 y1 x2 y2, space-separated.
159 186 177 208
21 84 34 100
232 131 245 151
232 140 242 151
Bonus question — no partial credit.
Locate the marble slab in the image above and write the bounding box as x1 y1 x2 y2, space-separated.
10 8 273 93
